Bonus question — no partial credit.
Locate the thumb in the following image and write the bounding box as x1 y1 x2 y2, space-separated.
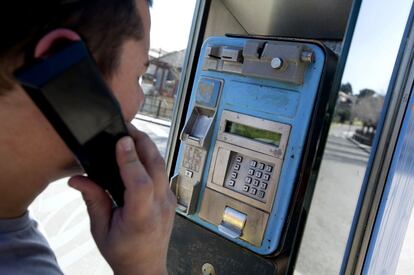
68 175 112 243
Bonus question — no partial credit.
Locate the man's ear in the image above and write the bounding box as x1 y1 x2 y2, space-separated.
34 29 81 59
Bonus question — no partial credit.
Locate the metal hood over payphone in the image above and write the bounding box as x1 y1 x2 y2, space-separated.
205 0 353 40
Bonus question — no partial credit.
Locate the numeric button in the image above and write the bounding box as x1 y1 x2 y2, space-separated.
185 170 193 178
263 174 270 181
249 188 257 195
258 163 265 170
250 160 257 167
265 165 273 172
243 185 250 192
245 177 252 184
260 182 268 190
248 169 255 176
253 179 260 186
255 171 262 178
258 190 265 198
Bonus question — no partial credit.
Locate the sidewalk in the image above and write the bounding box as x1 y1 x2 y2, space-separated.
135 114 171 127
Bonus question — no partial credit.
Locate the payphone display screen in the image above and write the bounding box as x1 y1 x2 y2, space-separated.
225 121 282 147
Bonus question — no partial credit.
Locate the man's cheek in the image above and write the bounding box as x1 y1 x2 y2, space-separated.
122 93 141 121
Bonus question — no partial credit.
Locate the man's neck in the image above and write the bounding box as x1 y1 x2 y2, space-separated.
0 141 78 219
0 164 48 219
0 86 78 219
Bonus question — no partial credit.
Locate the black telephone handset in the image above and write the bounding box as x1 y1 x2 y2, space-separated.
15 41 128 207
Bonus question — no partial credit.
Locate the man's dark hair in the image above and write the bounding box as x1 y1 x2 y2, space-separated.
0 0 152 91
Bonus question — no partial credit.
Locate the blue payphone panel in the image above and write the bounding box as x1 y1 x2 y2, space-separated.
171 36 326 255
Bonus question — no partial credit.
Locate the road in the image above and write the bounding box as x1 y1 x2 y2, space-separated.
295 124 370 274
30 122 413 274
295 124 413 275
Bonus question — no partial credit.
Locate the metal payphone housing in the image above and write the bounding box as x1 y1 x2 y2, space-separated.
165 0 349 273
171 36 333 255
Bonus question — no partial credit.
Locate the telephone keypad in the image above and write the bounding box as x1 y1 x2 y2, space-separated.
224 153 277 202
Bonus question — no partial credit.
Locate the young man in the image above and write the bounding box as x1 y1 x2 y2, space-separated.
0 0 176 274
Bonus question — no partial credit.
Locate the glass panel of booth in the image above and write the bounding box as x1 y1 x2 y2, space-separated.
294 0 412 274
28 1 198 274
136 0 198 157
396 209 414 274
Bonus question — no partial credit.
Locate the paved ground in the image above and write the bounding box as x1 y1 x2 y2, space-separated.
295 124 370 274
29 122 413 274
295 124 414 275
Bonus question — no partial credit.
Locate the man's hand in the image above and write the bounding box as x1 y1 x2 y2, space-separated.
68 124 177 275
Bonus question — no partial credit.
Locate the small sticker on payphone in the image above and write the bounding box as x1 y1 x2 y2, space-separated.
171 36 327 255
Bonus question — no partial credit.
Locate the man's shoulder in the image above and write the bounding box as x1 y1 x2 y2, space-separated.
0 212 63 275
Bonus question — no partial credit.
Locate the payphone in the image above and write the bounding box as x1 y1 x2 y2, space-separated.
170 36 336 255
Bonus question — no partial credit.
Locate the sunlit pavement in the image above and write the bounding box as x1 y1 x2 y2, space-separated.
29 122 413 274
295 124 370 274
295 124 413 275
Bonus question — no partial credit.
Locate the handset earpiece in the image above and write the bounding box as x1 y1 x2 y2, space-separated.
15 41 128 207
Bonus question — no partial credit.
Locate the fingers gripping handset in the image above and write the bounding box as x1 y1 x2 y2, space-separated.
15 41 127 206
69 126 176 275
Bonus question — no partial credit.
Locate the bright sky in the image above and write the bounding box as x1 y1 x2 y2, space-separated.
341 0 412 94
149 0 197 52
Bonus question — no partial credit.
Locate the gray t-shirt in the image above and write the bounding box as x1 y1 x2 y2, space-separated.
0 212 63 274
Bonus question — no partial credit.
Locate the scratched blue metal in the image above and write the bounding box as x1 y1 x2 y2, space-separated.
362 87 414 274
174 36 325 254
